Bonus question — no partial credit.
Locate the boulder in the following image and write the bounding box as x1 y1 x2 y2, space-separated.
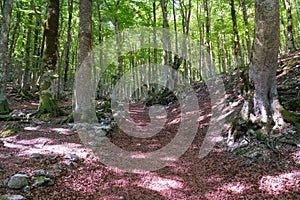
7 174 28 189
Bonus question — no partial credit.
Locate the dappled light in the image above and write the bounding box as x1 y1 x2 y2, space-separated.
260 171 300 195
0 0 299 198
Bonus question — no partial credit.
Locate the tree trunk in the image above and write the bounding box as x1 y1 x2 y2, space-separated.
74 0 95 123
293 0 300 38
240 0 252 62
230 0 243 68
36 0 61 117
22 14 33 92
63 0 73 91
0 0 13 114
282 0 297 52
242 0 284 133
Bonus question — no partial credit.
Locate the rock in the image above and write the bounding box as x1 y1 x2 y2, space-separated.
1 194 25 200
23 185 31 194
63 160 74 167
32 176 54 188
52 165 63 174
64 153 79 162
33 170 54 179
47 153 58 159
31 153 43 159
7 174 29 189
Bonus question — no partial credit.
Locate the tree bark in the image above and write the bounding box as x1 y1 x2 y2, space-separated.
0 0 13 114
242 0 284 132
36 0 61 117
74 0 95 123
63 0 73 90
230 0 243 68
282 0 296 52
240 0 252 61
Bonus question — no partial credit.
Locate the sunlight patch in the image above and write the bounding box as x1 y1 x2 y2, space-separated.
221 181 252 194
138 174 184 192
259 172 300 195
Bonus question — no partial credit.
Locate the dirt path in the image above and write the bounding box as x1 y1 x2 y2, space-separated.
1 82 300 199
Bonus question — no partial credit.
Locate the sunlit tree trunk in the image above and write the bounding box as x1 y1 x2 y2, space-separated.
230 0 243 68
36 0 61 117
242 0 284 133
0 0 13 114
282 0 296 52
8 3 21 86
22 14 33 92
203 0 214 77
293 0 300 37
74 0 95 123
240 0 252 62
63 0 73 91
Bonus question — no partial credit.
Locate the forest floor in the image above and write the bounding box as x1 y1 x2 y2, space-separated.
1 52 300 200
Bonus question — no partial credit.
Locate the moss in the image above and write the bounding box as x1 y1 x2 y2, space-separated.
0 99 10 115
37 176 47 181
35 92 63 119
255 129 269 141
279 105 300 132
284 98 300 112
0 126 20 138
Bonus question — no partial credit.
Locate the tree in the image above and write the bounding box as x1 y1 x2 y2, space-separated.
230 0 243 68
73 0 95 123
0 0 13 114
36 0 61 117
241 0 284 133
282 0 296 52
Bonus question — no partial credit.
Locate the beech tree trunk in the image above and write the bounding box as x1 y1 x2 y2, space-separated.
0 0 13 114
282 0 296 52
74 0 95 123
242 0 284 132
230 0 243 68
36 0 61 117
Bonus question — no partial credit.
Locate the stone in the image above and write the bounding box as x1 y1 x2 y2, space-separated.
52 165 63 174
7 174 29 189
23 185 31 194
64 153 79 162
31 153 43 159
47 153 58 159
63 160 74 167
33 170 54 179
32 176 54 188
1 194 25 200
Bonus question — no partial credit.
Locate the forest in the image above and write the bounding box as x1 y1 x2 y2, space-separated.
0 0 300 199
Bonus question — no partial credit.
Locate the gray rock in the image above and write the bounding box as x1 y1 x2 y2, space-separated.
34 170 54 179
52 165 63 173
63 160 74 167
1 194 25 200
7 174 29 189
31 153 43 159
47 153 58 159
32 176 54 188
23 185 31 194
64 153 79 162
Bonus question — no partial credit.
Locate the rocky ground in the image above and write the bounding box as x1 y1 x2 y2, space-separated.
0 52 300 200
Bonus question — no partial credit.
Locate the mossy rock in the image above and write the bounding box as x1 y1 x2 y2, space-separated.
0 126 20 138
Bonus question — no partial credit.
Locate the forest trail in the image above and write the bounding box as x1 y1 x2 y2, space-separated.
0 53 300 199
